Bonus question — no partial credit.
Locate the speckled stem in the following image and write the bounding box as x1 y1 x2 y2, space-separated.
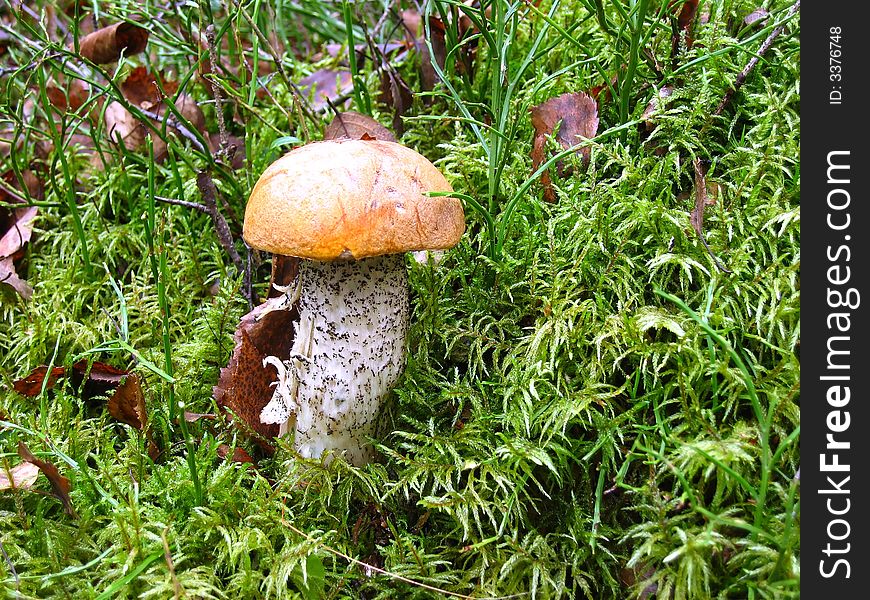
261 255 409 465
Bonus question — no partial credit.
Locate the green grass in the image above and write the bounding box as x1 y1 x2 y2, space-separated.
1 1 799 598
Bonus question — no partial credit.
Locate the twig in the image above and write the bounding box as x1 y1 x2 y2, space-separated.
205 24 230 157
194 171 244 273
161 528 182 600
0 537 18 592
713 0 800 116
154 195 210 214
139 107 206 153
691 159 731 273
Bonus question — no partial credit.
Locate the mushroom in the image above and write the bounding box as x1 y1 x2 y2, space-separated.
243 139 465 466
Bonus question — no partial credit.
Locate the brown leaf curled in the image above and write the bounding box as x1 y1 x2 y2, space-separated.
78 22 149 64
107 374 147 431
13 366 65 397
530 92 599 202
323 112 397 142
214 291 301 450
18 442 76 517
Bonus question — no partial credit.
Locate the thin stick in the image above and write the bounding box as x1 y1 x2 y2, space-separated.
205 24 230 156
195 171 243 272
713 0 800 116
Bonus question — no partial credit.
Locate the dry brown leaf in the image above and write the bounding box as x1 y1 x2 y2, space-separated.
0 461 40 491
378 67 413 135
18 442 76 517
184 411 217 422
206 133 246 170
105 100 145 150
46 78 91 113
214 291 300 451
298 69 353 112
12 366 65 396
77 21 149 64
420 16 447 92
670 0 699 59
323 111 396 142
530 92 599 202
0 193 38 300
216 444 255 465
107 374 147 430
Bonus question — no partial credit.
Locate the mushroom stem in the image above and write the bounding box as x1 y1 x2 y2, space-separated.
260 254 409 465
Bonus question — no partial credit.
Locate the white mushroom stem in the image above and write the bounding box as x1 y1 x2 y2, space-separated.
260 254 409 466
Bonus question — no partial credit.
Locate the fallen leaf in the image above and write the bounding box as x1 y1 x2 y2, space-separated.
214 290 300 450
184 411 217 422
378 65 413 135
420 16 447 92
121 66 178 107
12 366 65 396
77 21 149 64
17 442 76 517
323 111 397 142
12 360 129 399
298 69 353 111
0 461 40 491
690 158 714 237
45 78 91 113
104 100 146 150
107 374 147 430
670 0 699 60
216 444 254 465
0 192 38 300
530 92 599 202
0 205 37 258
206 133 246 170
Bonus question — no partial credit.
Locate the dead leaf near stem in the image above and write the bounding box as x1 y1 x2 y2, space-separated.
17 442 76 517
214 292 298 451
323 111 397 143
530 92 599 202
0 179 40 300
0 461 40 491
105 67 205 161
77 21 149 64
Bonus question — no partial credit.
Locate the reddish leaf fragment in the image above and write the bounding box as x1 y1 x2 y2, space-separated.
71 360 130 400
17 442 76 517
530 92 599 202
217 444 255 465
0 461 40 491
121 66 177 107
45 78 91 113
12 366 65 397
670 0 699 58
184 411 217 423
298 69 353 111
378 66 413 135
107 374 147 430
78 21 149 64
0 205 37 259
214 291 301 450
420 16 447 92
323 112 397 143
